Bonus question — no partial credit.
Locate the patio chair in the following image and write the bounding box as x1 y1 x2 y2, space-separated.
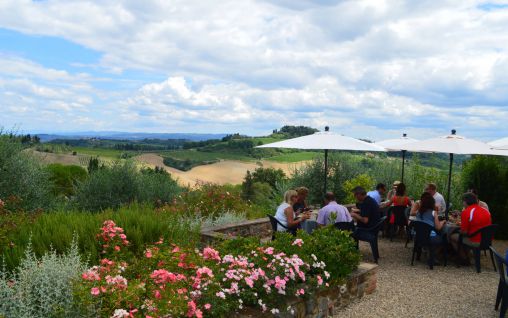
411 221 447 270
388 205 408 241
352 216 387 263
267 215 296 240
460 224 498 273
490 246 507 318
334 221 355 231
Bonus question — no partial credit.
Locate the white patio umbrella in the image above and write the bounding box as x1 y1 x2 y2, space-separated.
256 127 386 194
489 137 508 150
402 129 504 219
375 133 418 183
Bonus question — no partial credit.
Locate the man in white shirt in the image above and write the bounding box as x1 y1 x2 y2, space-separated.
425 183 446 216
367 183 386 206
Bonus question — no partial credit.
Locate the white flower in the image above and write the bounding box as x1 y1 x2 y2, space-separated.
111 309 129 318
340 284 347 294
311 254 317 261
271 308 280 314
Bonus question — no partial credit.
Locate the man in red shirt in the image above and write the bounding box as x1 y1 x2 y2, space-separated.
450 193 492 264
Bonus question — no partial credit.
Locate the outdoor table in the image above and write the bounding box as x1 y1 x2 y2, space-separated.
300 210 319 234
441 221 461 239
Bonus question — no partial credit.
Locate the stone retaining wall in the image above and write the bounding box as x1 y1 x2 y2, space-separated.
200 204 356 246
238 262 378 318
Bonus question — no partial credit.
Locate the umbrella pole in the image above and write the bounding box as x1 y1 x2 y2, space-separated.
324 149 329 195
446 153 453 220
401 150 406 183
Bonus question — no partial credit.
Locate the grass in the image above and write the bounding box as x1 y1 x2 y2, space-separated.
1 203 200 271
267 151 321 162
71 146 130 158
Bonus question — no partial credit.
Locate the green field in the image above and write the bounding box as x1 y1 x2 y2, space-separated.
266 151 320 162
71 147 130 159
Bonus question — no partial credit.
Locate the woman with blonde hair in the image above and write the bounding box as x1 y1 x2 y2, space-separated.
275 189 310 232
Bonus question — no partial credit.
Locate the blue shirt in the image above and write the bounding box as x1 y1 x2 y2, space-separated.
367 190 382 205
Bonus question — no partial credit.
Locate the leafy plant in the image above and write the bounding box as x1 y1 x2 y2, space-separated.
0 134 53 211
0 239 86 318
342 174 375 204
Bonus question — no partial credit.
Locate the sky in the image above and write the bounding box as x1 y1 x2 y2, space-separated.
1 0 508 141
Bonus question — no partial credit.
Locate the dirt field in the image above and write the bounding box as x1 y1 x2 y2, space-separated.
134 153 307 187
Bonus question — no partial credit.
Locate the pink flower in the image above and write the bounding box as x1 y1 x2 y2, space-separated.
187 300 197 317
145 249 152 258
196 267 214 278
114 245 121 251
204 304 211 310
292 239 304 247
317 275 323 286
154 290 161 299
264 247 274 255
91 287 100 296
202 247 221 262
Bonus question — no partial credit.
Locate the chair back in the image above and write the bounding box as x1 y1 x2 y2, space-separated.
475 224 498 250
490 247 507 284
412 220 434 247
334 221 355 231
369 216 387 235
391 205 408 226
266 214 287 233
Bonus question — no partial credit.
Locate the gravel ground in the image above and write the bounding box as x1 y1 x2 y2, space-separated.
339 237 508 318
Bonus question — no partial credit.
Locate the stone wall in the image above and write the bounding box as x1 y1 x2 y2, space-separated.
238 262 378 318
200 204 357 246
200 217 272 246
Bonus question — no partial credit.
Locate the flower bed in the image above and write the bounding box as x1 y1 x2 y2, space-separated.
74 220 362 317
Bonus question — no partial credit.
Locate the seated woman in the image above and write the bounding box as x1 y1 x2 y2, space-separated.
382 182 412 235
275 190 310 233
411 192 445 243
293 186 309 215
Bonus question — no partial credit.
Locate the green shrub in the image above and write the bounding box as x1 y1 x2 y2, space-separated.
1 204 200 271
250 167 286 189
270 227 360 282
462 155 508 238
0 239 86 318
75 161 181 211
46 164 88 197
342 174 375 204
0 134 53 210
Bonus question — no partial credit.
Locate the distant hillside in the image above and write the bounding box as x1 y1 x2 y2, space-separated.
37 132 227 142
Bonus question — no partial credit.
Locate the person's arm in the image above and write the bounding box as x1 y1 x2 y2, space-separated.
410 201 420 216
351 206 369 225
433 212 445 231
285 207 308 228
316 209 326 227
460 209 469 234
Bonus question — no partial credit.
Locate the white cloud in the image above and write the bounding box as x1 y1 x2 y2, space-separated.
0 0 508 138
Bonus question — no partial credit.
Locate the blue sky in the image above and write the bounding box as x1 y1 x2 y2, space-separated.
1 0 508 141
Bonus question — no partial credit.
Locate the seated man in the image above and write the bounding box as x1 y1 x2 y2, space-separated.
316 192 352 227
351 186 381 239
450 192 492 264
367 183 386 206
425 183 446 217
